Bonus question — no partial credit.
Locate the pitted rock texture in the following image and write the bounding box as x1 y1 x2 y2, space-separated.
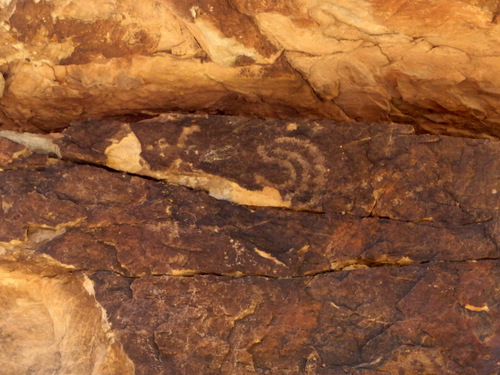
91 263 500 374
0 115 499 374
2 0 500 137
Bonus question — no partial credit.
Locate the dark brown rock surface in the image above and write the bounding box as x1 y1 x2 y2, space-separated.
0 115 499 374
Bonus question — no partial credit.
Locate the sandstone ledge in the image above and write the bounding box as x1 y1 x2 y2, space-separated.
2 0 500 137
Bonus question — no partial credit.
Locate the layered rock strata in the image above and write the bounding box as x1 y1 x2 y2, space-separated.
0 114 499 374
1 0 500 137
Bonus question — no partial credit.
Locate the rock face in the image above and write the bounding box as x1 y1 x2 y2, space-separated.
2 1 500 372
2 0 500 137
1 115 499 374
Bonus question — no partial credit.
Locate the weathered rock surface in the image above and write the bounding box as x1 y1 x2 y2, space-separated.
0 115 499 373
2 0 500 137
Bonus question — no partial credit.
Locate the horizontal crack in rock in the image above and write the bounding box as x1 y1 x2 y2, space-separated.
70 256 500 280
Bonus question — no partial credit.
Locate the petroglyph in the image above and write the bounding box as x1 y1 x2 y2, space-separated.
254 137 327 205
103 130 290 208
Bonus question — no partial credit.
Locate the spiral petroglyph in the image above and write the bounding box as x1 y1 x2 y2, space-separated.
254 137 327 206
